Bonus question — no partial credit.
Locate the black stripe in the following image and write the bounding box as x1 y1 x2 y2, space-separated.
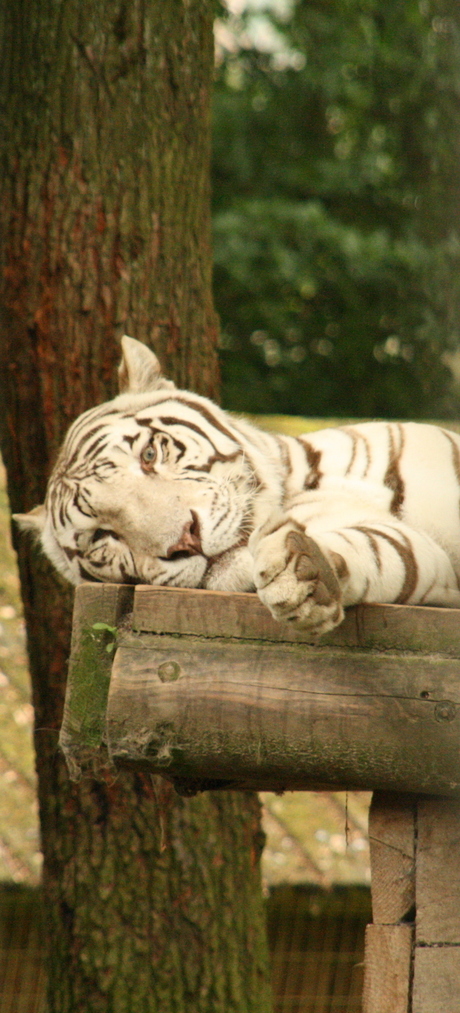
384 424 405 516
341 427 371 476
135 413 243 470
354 525 417 603
354 526 382 571
82 432 112 462
440 428 460 484
174 397 246 447
297 439 322 489
64 424 110 472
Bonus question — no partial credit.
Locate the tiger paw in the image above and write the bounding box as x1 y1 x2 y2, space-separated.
249 521 345 638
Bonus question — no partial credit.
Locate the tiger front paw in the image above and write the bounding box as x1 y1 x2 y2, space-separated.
249 521 344 638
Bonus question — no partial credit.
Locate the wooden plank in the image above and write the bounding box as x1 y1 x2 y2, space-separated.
132 586 460 655
104 635 460 795
412 947 460 1013
362 924 413 1013
350 602 460 657
416 798 460 945
59 583 135 779
132 584 360 644
368 791 415 924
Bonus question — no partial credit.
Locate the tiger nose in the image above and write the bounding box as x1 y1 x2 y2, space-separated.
166 511 202 557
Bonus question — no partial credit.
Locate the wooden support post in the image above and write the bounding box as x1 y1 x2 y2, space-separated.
363 924 414 1013
413 798 460 1013
364 794 460 1013
363 792 416 1013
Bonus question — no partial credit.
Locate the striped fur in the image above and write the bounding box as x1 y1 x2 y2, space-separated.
15 337 460 638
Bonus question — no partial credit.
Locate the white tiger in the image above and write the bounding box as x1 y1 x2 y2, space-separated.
14 335 460 639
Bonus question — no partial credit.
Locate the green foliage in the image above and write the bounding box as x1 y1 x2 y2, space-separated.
213 0 460 417
92 621 117 653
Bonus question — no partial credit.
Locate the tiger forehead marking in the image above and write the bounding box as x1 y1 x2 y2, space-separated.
50 406 241 506
14 337 460 638
40 370 278 590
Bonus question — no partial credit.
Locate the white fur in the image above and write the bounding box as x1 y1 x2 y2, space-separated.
14 338 460 638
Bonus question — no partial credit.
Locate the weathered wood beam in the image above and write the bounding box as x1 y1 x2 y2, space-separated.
106 634 460 794
59 585 460 795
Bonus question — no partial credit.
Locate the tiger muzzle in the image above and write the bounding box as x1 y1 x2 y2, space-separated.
165 511 203 559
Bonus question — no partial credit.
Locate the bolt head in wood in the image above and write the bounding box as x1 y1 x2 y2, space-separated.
434 701 456 723
157 661 182 682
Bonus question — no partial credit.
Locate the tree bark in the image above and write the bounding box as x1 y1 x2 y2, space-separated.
0 2 273 1010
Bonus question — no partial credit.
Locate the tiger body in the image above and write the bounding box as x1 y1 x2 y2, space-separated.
16 336 460 639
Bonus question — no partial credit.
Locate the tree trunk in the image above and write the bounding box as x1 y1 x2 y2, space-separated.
0 2 273 1010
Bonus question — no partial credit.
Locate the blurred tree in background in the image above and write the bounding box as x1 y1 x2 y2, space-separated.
213 0 460 418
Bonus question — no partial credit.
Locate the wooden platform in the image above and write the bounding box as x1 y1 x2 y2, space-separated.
60 583 460 1013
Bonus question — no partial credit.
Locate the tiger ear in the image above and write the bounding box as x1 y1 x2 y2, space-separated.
118 335 176 394
12 504 46 538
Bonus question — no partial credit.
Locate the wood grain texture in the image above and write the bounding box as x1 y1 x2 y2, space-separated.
412 947 460 1013
368 791 415 924
416 798 460 944
132 587 460 655
362 924 413 1013
104 634 460 794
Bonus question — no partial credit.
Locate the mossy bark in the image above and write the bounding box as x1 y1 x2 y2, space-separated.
0 2 273 1010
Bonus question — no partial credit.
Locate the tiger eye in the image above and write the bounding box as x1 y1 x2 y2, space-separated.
141 442 156 469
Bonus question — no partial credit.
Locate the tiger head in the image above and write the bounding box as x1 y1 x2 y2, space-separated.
14 337 282 592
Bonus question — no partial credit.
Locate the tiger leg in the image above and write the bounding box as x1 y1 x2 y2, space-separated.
249 516 460 637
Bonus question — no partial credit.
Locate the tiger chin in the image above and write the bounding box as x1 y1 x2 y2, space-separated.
14 335 460 640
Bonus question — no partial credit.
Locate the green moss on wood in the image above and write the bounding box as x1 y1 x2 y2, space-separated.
59 623 116 781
